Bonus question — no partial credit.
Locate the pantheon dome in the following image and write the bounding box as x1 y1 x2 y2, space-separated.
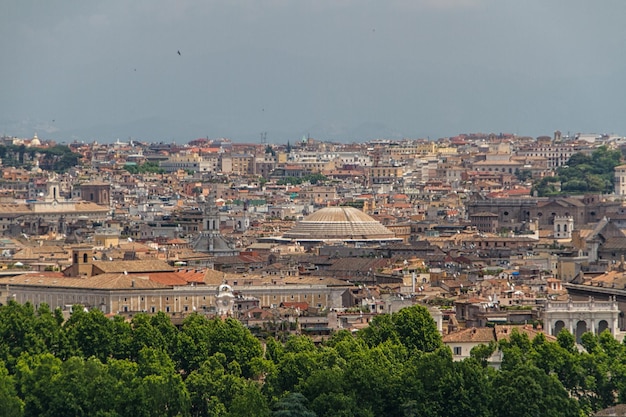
283 206 397 242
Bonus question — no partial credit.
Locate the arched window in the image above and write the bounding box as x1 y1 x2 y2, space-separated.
598 320 609 334
554 320 565 336
83 253 88 263
557 224 561 232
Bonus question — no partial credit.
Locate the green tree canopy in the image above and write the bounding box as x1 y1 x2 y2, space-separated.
533 146 622 196
358 305 442 353
273 392 317 417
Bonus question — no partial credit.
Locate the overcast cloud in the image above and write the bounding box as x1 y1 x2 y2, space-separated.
1 0 625 143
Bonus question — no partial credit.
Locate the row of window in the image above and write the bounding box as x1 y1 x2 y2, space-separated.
121 305 209 313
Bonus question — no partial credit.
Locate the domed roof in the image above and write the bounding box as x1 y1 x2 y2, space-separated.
283 206 396 241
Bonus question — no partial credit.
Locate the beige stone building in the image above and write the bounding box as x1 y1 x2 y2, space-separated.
0 252 354 315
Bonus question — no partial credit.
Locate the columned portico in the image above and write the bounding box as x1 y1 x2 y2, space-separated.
544 296 619 342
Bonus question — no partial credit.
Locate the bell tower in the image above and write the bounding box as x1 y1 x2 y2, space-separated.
46 180 60 202
554 216 573 239
65 246 94 277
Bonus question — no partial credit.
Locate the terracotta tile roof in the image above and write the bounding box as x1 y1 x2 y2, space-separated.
494 324 556 342
175 268 206 283
203 268 227 285
92 259 175 273
326 257 390 273
142 272 189 286
165 238 187 245
84 273 172 289
280 301 309 310
117 242 155 253
72 201 111 212
443 327 495 343
0 272 170 290
243 307 274 319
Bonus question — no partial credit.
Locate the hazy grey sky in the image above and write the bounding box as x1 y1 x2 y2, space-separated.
2 0 626 143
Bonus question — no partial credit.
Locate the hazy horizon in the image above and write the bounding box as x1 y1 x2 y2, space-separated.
2 0 626 143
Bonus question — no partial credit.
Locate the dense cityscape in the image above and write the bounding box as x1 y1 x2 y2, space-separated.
1 131 626 415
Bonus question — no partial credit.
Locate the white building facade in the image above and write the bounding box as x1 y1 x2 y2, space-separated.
544 297 619 342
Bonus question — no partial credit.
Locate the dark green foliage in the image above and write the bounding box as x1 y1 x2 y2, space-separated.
2 301 626 416
63 307 132 361
0 302 67 370
0 144 81 173
470 340 497 366
227 382 271 417
125 161 165 174
130 312 177 360
175 315 263 378
392 304 443 352
515 169 533 182
492 362 579 417
273 392 317 417
533 146 622 196
0 361 23 417
358 304 442 352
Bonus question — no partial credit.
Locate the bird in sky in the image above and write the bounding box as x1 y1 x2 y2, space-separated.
177 50 181 56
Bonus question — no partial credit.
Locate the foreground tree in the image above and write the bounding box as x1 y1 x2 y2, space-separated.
491 362 581 417
63 307 130 361
137 347 190 417
185 353 246 417
273 392 317 417
176 315 263 378
227 382 271 417
0 361 23 417
358 305 442 353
